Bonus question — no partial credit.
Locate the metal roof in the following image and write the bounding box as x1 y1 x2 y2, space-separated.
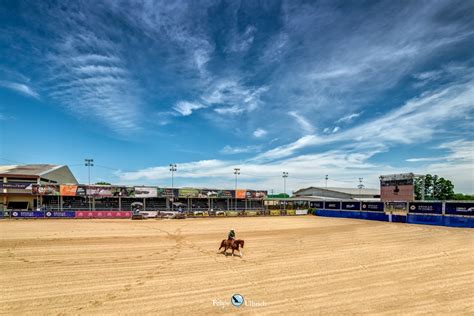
294 186 380 196
0 164 63 177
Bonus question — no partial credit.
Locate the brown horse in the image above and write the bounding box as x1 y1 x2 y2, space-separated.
218 239 245 257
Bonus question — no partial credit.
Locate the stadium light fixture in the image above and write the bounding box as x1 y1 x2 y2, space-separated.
84 159 94 185
282 172 289 196
169 164 177 211
234 168 240 211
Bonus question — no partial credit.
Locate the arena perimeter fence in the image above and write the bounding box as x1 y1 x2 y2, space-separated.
1 201 472 228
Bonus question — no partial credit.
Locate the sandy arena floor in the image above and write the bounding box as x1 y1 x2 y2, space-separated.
1 216 473 315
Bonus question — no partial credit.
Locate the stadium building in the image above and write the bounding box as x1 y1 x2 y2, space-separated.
0 164 77 211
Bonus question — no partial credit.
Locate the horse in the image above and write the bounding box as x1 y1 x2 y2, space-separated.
218 239 245 257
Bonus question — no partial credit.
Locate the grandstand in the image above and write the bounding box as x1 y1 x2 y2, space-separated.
0 164 265 212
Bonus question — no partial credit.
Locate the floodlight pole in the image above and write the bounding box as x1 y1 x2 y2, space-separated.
169 164 177 211
283 172 288 210
358 177 364 195
234 168 240 211
85 159 94 211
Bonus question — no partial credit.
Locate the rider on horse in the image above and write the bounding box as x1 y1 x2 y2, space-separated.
228 229 236 242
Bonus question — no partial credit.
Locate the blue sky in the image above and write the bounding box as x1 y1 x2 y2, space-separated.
0 0 473 193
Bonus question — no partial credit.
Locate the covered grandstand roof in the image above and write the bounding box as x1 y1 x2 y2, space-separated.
0 164 78 184
0 164 64 177
294 186 380 196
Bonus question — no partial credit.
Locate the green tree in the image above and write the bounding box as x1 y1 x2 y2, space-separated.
95 181 111 185
414 174 455 200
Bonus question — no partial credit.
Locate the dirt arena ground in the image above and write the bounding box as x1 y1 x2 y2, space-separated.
1 216 473 315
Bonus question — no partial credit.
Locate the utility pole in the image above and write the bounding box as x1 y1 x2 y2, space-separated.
169 164 177 211
234 168 240 211
283 172 288 210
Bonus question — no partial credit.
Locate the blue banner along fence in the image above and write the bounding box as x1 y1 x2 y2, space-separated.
45 211 76 218
361 202 384 212
324 201 341 210
342 201 361 211
408 202 442 214
10 211 45 218
314 201 474 228
445 202 474 216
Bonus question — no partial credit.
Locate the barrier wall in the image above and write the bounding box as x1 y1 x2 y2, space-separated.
315 209 473 228
45 211 76 218
75 211 132 218
295 209 308 215
270 210 281 216
11 211 45 218
285 210 296 215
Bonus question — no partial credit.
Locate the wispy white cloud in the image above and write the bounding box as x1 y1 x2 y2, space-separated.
174 101 207 116
332 126 340 133
0 81 39 99
220 145 261 155
406 157 442 162
253 128 267 138
288 111 315 134
335 112 362 124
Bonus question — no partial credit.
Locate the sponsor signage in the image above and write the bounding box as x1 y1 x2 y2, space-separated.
245 190 267 199
157 188 178 198
198 189 218 198
361 202 384 212
86 186 113 197
342 202 361 211
0 182 34 190
32 184 60 195
45 211 76 218
408 202 442 214
11 211 45 218
75 211 132 218
295 209 308 215
111 187 135 197
135 187 157 198
445 202 474 216
236 190 246 199
309 201 324 209
324 201 341 210
60 185 78 196
178 188 200 198
217 190 234 198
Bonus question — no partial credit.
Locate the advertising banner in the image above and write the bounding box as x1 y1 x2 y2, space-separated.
408 202 442 214
286 210 296 215
342 202 361 211
445 202 474 216
217 190 234 198
111 187 135 197
75 186 87 196
270 210 281 216
0 182 34 190
324 201 341 210
86 186 113 197
296 209 309 215
75 211 132 218
178 188 200 198
157 188 178 198
60 185 78 196
32 184 59 196
198 189 218 198
361 202 384 212
236 190 246 199
45 211 76 218
11 211 45 218
245 190 267 199
309 201 324 209
134 187 157 198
